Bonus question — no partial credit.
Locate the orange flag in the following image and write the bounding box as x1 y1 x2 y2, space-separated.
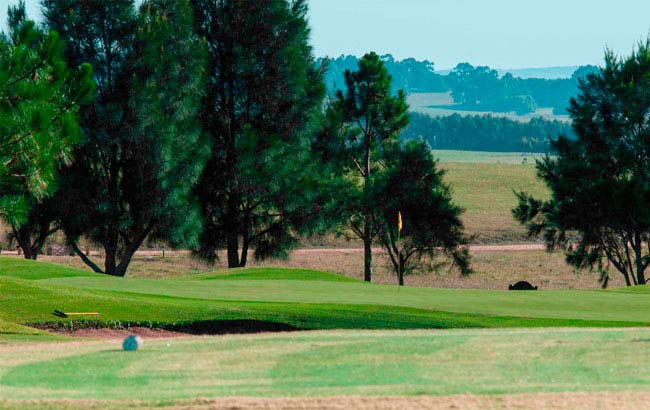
397 211 403 233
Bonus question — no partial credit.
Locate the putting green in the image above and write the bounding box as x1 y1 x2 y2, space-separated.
1 328 650 400
38 275 650 323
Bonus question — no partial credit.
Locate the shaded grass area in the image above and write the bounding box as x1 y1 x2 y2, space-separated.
2 328 650 401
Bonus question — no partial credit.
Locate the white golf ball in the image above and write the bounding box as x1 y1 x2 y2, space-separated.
122 334 143 351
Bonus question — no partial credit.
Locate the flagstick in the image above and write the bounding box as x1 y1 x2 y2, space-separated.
397 228 401 288
397 211 402 287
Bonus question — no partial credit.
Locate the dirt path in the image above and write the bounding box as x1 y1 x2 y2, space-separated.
293 243 545 254
4 392 649 410
0 244 545 257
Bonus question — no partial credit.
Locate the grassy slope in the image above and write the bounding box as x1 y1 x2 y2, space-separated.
2 328 650 401
1 258 650 340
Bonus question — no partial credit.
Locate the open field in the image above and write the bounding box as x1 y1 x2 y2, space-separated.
439 157 549 242
407 92 570 122
432 149 548 164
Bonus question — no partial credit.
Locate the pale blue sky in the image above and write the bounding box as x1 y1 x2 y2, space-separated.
3 0 650 70
308 0 650 69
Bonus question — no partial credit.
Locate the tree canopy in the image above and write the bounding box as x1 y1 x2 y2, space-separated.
403 112 573 153
316 51 409 282
373 140 470 286
0 1 93 228
191 0 327 268
324 55 596 116
43 0 208 276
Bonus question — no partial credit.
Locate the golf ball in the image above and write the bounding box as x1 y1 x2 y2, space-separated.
122 334 143 351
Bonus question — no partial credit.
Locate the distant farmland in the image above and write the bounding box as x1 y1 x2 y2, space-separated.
408 92 570 123
436 150 549 243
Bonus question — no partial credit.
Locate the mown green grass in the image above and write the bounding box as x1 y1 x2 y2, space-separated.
2 257 650 338
190 267 359 282
2 328 650 401
35 274 650 324
2 258 650 406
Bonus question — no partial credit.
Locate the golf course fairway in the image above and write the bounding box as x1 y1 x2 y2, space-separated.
2 328 650 400
2 257 650 408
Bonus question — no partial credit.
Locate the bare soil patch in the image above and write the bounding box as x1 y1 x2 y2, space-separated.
33 326 189 339
30 320 301 339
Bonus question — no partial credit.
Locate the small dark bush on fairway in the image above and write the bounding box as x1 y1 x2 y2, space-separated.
508 281 538 290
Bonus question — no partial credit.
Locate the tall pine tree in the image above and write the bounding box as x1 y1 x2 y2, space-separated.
192 0 326 267
317 52 409 282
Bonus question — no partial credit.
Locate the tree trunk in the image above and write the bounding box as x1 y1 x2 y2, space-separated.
398 257 405 287
634 232 646 285
363 232 372 282
12 227 37 260
362 131 372 282
226 229 240 268
240 232 249 267
70 241 103 273
104 240 118 276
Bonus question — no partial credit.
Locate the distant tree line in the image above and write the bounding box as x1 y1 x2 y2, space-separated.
323 55 597 115
448 63 598 115
403 113 574 153
320 54 447 94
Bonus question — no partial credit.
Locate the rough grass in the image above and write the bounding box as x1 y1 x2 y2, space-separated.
2 328 650 401
440 162 549 243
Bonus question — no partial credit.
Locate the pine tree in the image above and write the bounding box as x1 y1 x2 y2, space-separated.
191 0 326 267
514 41 650 287
372 140 470 286
317 52 409 282
43 0 208 276
0 1 93 230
